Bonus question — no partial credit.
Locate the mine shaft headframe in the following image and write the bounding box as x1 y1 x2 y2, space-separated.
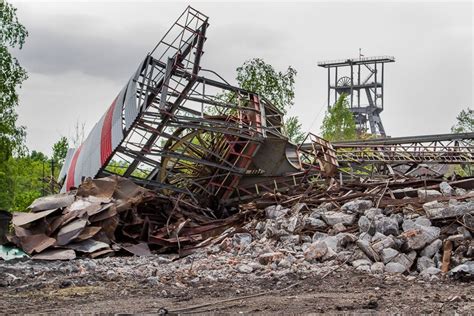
317 55 395 137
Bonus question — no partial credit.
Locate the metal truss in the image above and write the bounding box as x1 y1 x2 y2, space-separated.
332 133 474 164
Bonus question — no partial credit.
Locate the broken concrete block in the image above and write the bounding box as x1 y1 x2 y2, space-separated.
463 213 474 230
356 265 371 273
372 236 395 253
332 223 346 233
371 262 385 274
417 256 435 272
341 200 373 214
391 252 414 271
358 216 374 234
356 240 379 262
439 182 454 196
420 267 441 276
258 252 284 265
232 233 252 247
424 201 474 220
321 211 356 226
381 248 399 263
374 215 399 236
364 208 383 220
352 259 372 268
417 189 442 199
305 217 327 229
237 264 254 274
420 239 442 258
265 205 288 219
371 232 386 243
414 216 432 227
385 262 406 273
303 241 328 262
312 232 329 242
455 188 467 196
402 226 440 250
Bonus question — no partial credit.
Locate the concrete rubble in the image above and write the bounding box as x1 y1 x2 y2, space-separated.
0 175 473 285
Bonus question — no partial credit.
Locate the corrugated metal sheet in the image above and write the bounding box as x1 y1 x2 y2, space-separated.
124 58 147 131
58 148 76 183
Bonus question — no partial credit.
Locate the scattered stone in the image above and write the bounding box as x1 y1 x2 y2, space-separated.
106 270 117 281
374 215 399 236
385 262 406 273
237 264 254 274
448 261 474 281
233 233 252 247
371 262 385 274
356 265 371 273
381 248 399 264
305 217 327 229
304 241 328 262
372 236 395 253
420 239 442 258
358 216 373 234
332 223 346 233
439 182 454 196
417 256 435 272
417 189 442 199
420 267 441 277
455 188 467 196
414 216 431 227
352 259 371 268
146 276 160 286
424 201 474 220
341 200 373 214
321 211 356 226
364 208 383 220
402 226 440 250
265 205 288 219
258 252 284 265
356 240 379 262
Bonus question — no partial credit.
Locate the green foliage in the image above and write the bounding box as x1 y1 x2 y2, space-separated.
285 116 305 144
320 93 357 141
0 1 28 160
52 136 68 164
0 153 53 211
236 58 297 115
451 108 473 133
235 58 304 141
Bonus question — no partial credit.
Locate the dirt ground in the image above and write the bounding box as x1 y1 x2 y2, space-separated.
1 266 472 314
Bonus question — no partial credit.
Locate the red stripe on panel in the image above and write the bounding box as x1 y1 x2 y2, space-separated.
66 145 82 191
100 97 118 165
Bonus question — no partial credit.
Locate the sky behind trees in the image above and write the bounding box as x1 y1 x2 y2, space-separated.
11 0 473 155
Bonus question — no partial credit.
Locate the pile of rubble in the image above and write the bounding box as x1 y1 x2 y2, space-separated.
4 176 241 260
1 175 473 280
233 178 474 280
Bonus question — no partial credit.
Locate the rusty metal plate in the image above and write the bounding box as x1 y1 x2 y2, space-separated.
32 249 76 260
56 218 88 246
19 234 56 254
12 209 59 227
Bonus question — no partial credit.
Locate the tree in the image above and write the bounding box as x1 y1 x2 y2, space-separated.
285 116 305 144
52 136 69 164
320 93 357 141
0 1 28 160
451 108 473 133
236 58 296 114
235 58 304 142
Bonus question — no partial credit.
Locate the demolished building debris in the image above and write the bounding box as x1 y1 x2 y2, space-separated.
1 7 473 285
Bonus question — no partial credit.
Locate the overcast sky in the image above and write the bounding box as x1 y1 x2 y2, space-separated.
11 0 473 155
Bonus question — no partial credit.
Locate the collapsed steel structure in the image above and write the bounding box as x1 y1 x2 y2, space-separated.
60 7 317 203
60 7 474 204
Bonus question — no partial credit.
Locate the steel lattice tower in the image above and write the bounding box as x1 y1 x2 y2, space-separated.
318 56 395 136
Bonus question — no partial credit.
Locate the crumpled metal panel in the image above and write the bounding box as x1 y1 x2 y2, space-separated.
124 58 146 131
